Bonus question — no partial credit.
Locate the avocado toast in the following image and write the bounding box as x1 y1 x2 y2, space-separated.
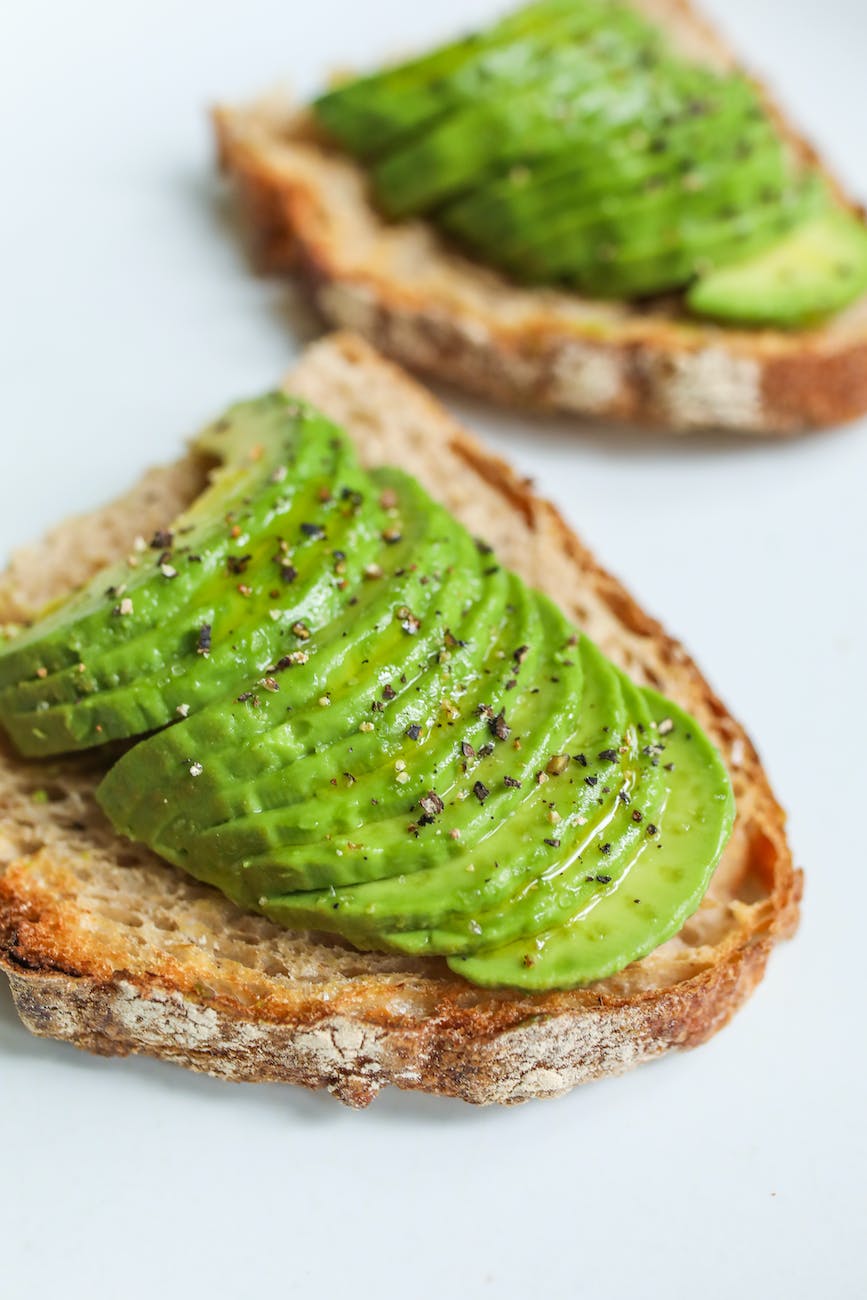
0 333 800 1104
214 0 867 433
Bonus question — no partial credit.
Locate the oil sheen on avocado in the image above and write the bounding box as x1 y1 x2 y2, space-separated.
0 395 735 990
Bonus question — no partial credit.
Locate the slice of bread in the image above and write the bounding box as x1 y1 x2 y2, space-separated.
0 333 801 1106
212 0 867 435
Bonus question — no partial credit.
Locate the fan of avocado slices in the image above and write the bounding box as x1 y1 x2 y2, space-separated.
311 0 867 327
0 396 735 991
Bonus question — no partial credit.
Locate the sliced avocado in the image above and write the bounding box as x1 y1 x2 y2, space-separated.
370 55 727 218
440 84 769 248
0 398 385 755
451 692 734 989
687 206 867 327
256 635 628 940
97 467 487 849
307 0 859 320
3 392 736 992
314 0 620 157
484 127 791 279
385 669 665 955
568 173 825 298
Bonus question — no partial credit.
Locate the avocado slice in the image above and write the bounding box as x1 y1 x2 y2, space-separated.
0 397 385 754
1 395 736 992
256 635 629 938
686 206 867 327
439 88 770 249
451 692 734 989
307 0 862 322
370 54 727 218
314 0 624 157
481 128 793 281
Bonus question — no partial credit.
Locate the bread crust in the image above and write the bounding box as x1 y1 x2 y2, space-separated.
210 0 867 435
0 333 801 1104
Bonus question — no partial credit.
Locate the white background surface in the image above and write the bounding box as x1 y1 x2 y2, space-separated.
1 1 865 1295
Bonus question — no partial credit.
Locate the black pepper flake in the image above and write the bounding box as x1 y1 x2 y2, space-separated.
584 775 598 787
196 623 212 656
419 791 444 819
475 538 493 555
382 684 396 701
646 823 659 837
489 712 511 742
149 529 174 550
226 554 252 575
279 562 298 584
618 790 631 805
632 810 643 823
574 753 587 767
381 528 402 545
300 522 325 540
504 775 522 789
599 843 612 855
461 741 475 760
406 724 422 741
596 873 612 884
598 748 619 763
472 780 490 804
478 743 494 759
505 678 517 691
513 645 529 666
543 837 561 849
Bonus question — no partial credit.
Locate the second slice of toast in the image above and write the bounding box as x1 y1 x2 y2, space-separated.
213 0 867 435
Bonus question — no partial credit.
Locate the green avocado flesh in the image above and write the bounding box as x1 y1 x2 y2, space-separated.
311 0 867 325
0 397 734 990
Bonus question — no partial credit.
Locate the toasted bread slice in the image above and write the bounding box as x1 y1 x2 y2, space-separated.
212 0 867 435
0 333 800 1105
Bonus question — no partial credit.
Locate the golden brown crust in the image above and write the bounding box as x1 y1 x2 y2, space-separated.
0 332 800 1104
209 0 867 435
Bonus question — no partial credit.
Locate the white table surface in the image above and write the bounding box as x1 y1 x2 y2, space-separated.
1 1 865 1295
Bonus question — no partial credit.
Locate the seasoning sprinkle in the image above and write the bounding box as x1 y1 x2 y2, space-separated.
419 791 444 820
489 712 511 742
472 780 490 804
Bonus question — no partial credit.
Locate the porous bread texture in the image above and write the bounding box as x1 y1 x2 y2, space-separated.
0 333 801 1105
211 0 867 434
